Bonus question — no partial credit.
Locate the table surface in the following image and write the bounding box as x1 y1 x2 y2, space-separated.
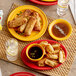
0 0 76 76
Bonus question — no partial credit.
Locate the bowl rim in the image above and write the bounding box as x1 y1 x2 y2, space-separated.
26 43 45 61
48 19 72 41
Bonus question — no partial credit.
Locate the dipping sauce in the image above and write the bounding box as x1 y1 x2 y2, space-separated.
52 23 69 38
28 46 43 59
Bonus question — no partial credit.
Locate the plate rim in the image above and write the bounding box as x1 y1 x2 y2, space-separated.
29 0 57 5
21 40 67 70
10 72 36 76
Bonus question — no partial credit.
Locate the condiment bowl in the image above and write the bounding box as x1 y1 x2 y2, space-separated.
48 19 72 41
26 43 45 62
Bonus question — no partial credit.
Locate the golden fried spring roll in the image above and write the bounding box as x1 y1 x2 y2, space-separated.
46 54 58 59
59 50 64 63
18 23 27 33
45 59 58 67
24 17 36 36
32 12 41 31
8 16 27 28
38 58 46 67
46 44 54 54
18 9 32 17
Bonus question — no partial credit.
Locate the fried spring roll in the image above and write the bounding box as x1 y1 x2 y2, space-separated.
18 9 32 17
46 44 54 54
45 59 58 67
32 12 41 31
8 16 27 28
59 50 64 63
46 54 58 59
24 17 36 36
18 23 26 33
38 58 46 67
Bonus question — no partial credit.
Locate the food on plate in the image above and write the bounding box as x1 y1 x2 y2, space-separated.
39 41 49 54
52 23 69 38
38 58 46 66
32 12 41 31
8 16 27 28
46 44 54 54
26 41 66 68
53 50 59 54
18 22 27 33
24 17 36 36
8 9 42 36
26 44 45 62
46 53 58 59
59 48 65 63
39 41 49 48
52 43 60 48
18 9 32 17
45 59 58 67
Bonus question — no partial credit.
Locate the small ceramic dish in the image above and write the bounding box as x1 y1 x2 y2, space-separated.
26 43 45 62
48 19 72 41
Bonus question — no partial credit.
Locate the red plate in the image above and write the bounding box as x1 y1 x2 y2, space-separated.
10 72 36 76
29 0 57 6
21 40 67 70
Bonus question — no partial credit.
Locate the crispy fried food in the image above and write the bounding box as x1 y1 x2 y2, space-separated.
24 16 36 36
38 58 46 67
8 16 27 28
40 41 49 48
18 9 32 17
45 59 58 67
52 43 60 50
59 48 65 63
40 41 49 55
32 12 41 31
53 50 59 54
46 44 54 54
46 53 58 59
18 23 27 33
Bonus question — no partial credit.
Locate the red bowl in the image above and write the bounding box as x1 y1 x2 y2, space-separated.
29 0 57 6
21 40 67 70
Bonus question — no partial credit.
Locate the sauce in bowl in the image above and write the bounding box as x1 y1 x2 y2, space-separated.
28 46 43 59
52 23 69 38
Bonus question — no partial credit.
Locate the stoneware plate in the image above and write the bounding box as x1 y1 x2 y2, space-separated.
7 5 48 41
21 40 67 70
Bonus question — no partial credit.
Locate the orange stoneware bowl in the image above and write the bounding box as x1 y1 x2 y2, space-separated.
48 19 72 41
26 43 45 62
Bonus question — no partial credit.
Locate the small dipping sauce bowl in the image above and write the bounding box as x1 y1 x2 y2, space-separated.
26 43 45 62
48 19 72 41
